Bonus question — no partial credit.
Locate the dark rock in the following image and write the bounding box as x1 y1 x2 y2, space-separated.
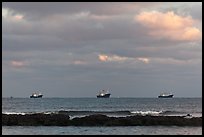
71 114 112 126
2 113 70 126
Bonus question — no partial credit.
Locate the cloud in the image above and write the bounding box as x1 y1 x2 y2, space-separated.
10 60 28 68
97 53 201 66
98 54 109 62
14 15 23 20
73 60 87 65
2 2 159 20
2 8 9 18
138 58 150 64
2 7 25 23
135 11 201 41
98 54 133 62
98 54 150 64
2 2 202 97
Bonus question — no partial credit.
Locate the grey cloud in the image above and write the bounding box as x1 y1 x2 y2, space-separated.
2 2 202 97
2 2 158 19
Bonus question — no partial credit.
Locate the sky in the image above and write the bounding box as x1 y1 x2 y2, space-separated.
2 2 202 98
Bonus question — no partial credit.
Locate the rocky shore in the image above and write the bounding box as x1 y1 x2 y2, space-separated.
2 113 202 126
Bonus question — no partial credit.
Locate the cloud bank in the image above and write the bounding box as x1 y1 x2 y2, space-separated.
2 2 202 97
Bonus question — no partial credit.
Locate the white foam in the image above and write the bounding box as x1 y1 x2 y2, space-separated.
131 110 163 116
3 112 26 115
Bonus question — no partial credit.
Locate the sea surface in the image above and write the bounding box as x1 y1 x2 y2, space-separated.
2 97 202 135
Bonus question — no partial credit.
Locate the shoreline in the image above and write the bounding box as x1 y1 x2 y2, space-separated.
2 113 202 126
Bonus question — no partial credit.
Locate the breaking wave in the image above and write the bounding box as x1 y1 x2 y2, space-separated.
3 110 201 117
131 110 163 116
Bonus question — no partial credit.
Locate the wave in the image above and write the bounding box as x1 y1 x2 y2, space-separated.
57 110 131 116
3 112 26 115
2 110 131 116
130 110 186 116
68 110 201 117
2 110 201 117
131 110 163 116
131 110 202 117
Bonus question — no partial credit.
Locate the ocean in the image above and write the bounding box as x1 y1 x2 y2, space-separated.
2 97 202 135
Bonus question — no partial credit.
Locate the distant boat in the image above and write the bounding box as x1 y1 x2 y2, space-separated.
97 90 111 98
30 92 43 98
158 92 173 98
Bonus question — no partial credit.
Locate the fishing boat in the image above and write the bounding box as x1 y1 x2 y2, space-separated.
30 92 43 98
97 90 111 98
158 92 173 98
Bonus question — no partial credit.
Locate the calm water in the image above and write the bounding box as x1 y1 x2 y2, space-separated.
2 97 202 135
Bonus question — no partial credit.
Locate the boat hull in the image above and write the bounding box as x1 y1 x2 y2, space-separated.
30 95 43 98
158 95 173 98
97 94 111 98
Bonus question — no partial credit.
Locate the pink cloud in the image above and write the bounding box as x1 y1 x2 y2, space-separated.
14 15 24 20
98 54 150 64
98 54 129 62
10 61 26 68
135 11 201 41
98 54 109 62
73 60 87 65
